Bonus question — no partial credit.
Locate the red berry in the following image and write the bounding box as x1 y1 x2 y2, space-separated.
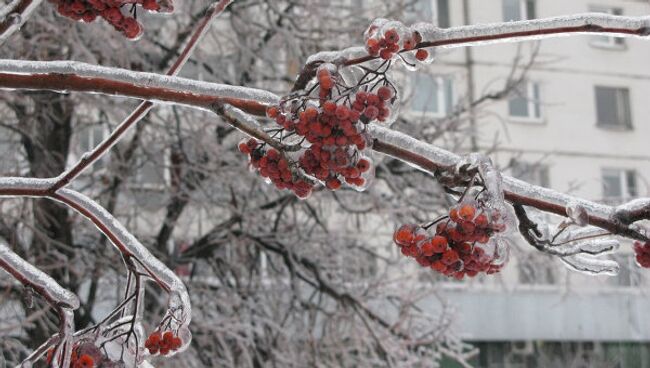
266 106 279 118
384 29 399 44
326 177 342 190
415 49 429 61
430 235 448 253
322 100 337 115
459 204 476 220
377 86 394 101
363 106 379 120
393 224 416 246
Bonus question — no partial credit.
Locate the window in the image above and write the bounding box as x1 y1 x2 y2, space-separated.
408 0 449 26
410 74 453 117
409 0 433 22
75 124 107 170
589 6 625 48
511 161 550 187
133 144 170 189
437 0 450 28
503 0 535 21
595 86 632 129
602 168 637 202
508 81 542 121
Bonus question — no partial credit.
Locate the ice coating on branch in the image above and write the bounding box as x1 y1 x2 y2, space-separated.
552 239 619 257
306 47 367 65
0 242 80 309
421 13 650 49
504 176 613 218
562 254 619 276
0 176 56 192
0 60 280 105
615 198 650 213
367 125 460 166
221 103 264 132
55 188 192 344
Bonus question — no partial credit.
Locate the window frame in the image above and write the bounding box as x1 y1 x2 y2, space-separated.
594 86 633 130
589 6 626 50
508 80 543 123
601 168 638 203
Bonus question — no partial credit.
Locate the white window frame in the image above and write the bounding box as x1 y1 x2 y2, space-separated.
589 6 626 50
503 0 535 21
508 81 543 123
601 168 637 203
409 74 454 118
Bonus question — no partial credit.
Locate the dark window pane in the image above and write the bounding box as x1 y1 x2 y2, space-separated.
525 0 536 19
595 86 632 128
437 0 450 28
627 170 638 197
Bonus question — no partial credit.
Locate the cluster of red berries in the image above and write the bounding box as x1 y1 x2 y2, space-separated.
48 0 172 38
299 146 371 189
239 64 393 196
364 24 430 61
393 202 507 279
238 138 313 198
145 331 183 356
634 241 650 268
46 347 95 368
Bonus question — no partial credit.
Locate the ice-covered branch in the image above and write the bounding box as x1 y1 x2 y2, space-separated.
0 59 278 116
0 0 43 45
344 13 650 66
0 177 192 360
369 126 649 242
1 61 646 242
0 241 77 367
0 242 79 309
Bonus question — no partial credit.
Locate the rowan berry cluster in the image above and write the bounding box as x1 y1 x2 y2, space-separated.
46 345 96 368
145 331 183 356
239 62 394 197
364 21 430 61
634 241 650 268
47 0 172 38
393 202 507 279
238 138 313 198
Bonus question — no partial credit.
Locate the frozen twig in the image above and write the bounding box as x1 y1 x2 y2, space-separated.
0 0 43 45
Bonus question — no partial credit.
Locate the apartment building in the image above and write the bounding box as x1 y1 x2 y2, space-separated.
405 0 650 366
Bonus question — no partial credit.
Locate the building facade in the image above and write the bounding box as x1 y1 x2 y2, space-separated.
405 0 650 366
